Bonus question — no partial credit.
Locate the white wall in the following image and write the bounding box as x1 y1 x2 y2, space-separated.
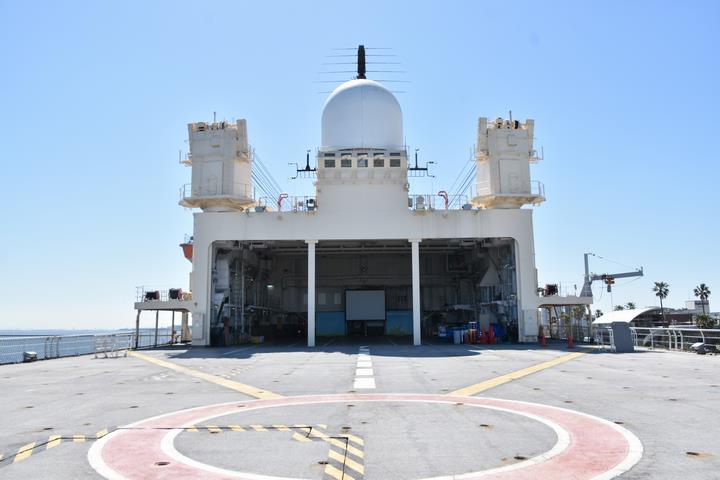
190 206 540 344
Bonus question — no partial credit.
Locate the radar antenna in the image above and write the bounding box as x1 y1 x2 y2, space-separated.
408 149 435 178
289 150 317 179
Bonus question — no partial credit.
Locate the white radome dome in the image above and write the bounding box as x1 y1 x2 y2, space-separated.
321 79 403 149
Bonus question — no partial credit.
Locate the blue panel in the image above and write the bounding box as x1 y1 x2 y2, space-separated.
385 310 413 336
316 312 346 336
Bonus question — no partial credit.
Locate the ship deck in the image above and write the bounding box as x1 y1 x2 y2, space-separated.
1 340 718 479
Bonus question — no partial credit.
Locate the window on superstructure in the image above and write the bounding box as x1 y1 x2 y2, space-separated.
341 158 352 168
357 155 368 167
324 159 336 168
390 158 401 167
373 158 384 167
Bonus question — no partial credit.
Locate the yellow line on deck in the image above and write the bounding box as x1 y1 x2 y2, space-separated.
250 424 268 432
291 432 311 443
129 351 281 399
95 428 108 439
14 443 35 463
343 433 364 447
324 463 355 480
310 430 364 458
206 425 222 433
186 426 199 433
450 350 587 396
272 424 291 432
229 425 245 432
73 435 85 443
328 449 365 475
46 435 62 449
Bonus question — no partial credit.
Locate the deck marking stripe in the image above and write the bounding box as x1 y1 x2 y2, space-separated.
272 424 291 431
310 431 365 458
186 425 199 432
73 435 85 443
328 448 365 475
250 424 268 432
206 425 221 433
450 350 587 396
229 424 245 432
13 442 35 463
95 428 108 439
46 435 62 449
324 462 355 480
291 432 312 442
343 433 364 446
129 351 281 399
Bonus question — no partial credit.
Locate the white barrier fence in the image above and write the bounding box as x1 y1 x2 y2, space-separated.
0 330 176 365
596 326 720 352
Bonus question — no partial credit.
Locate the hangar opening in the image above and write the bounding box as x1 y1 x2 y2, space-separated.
208 238 520 346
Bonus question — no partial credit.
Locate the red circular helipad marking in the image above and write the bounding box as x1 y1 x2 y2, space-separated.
88 394 642 480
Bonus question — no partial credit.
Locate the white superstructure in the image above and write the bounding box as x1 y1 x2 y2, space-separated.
180 47 550 347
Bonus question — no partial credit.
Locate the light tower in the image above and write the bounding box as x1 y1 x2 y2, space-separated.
180 119 254 212
472 115 545 209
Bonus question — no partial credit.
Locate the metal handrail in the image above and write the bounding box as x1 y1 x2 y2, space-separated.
180 182 252 200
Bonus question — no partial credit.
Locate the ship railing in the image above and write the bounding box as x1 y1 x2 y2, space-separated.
136 286 191 303
179 182 253 201
256 195 318 213
626 326 720 352
469 180 546 199
408 193 470 211
0 331 178 365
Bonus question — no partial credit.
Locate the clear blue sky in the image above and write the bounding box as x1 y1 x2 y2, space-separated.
1 0 718 329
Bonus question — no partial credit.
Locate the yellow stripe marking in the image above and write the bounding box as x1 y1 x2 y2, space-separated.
14 442 35 463
129 351 281 399
450 350 587 396
328 449 364 475
343 433 364 446
310 430 364 458
272 424 291 432
186 425 199 433
73 435 85 443
324 463 355 480
46 435 62 449
229 424 245 432
206 425 222 433
292 432 311 442
317 423 328 429
250 424 268 432
95 428 108 439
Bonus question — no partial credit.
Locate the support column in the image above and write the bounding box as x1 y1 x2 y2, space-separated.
307 240 317 347
171 311 176 345
181 312 190 342
410 239 421 346
154 310 159 347
134 310 141 349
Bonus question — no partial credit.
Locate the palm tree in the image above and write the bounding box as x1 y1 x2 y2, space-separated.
653 281 670 326
625 302 636 310
594 309 603 318
694 283 711 315
614 305 625 311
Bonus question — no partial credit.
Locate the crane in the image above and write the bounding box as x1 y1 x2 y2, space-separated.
579 252 643 298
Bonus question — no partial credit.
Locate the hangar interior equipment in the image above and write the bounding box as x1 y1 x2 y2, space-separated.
208 238 519 345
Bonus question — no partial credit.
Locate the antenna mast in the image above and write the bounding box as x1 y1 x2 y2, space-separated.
357 45 366 79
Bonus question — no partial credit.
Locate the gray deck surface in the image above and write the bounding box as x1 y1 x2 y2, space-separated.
1 339 718 479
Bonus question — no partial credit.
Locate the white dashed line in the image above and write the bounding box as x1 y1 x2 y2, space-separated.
353 346 376 389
